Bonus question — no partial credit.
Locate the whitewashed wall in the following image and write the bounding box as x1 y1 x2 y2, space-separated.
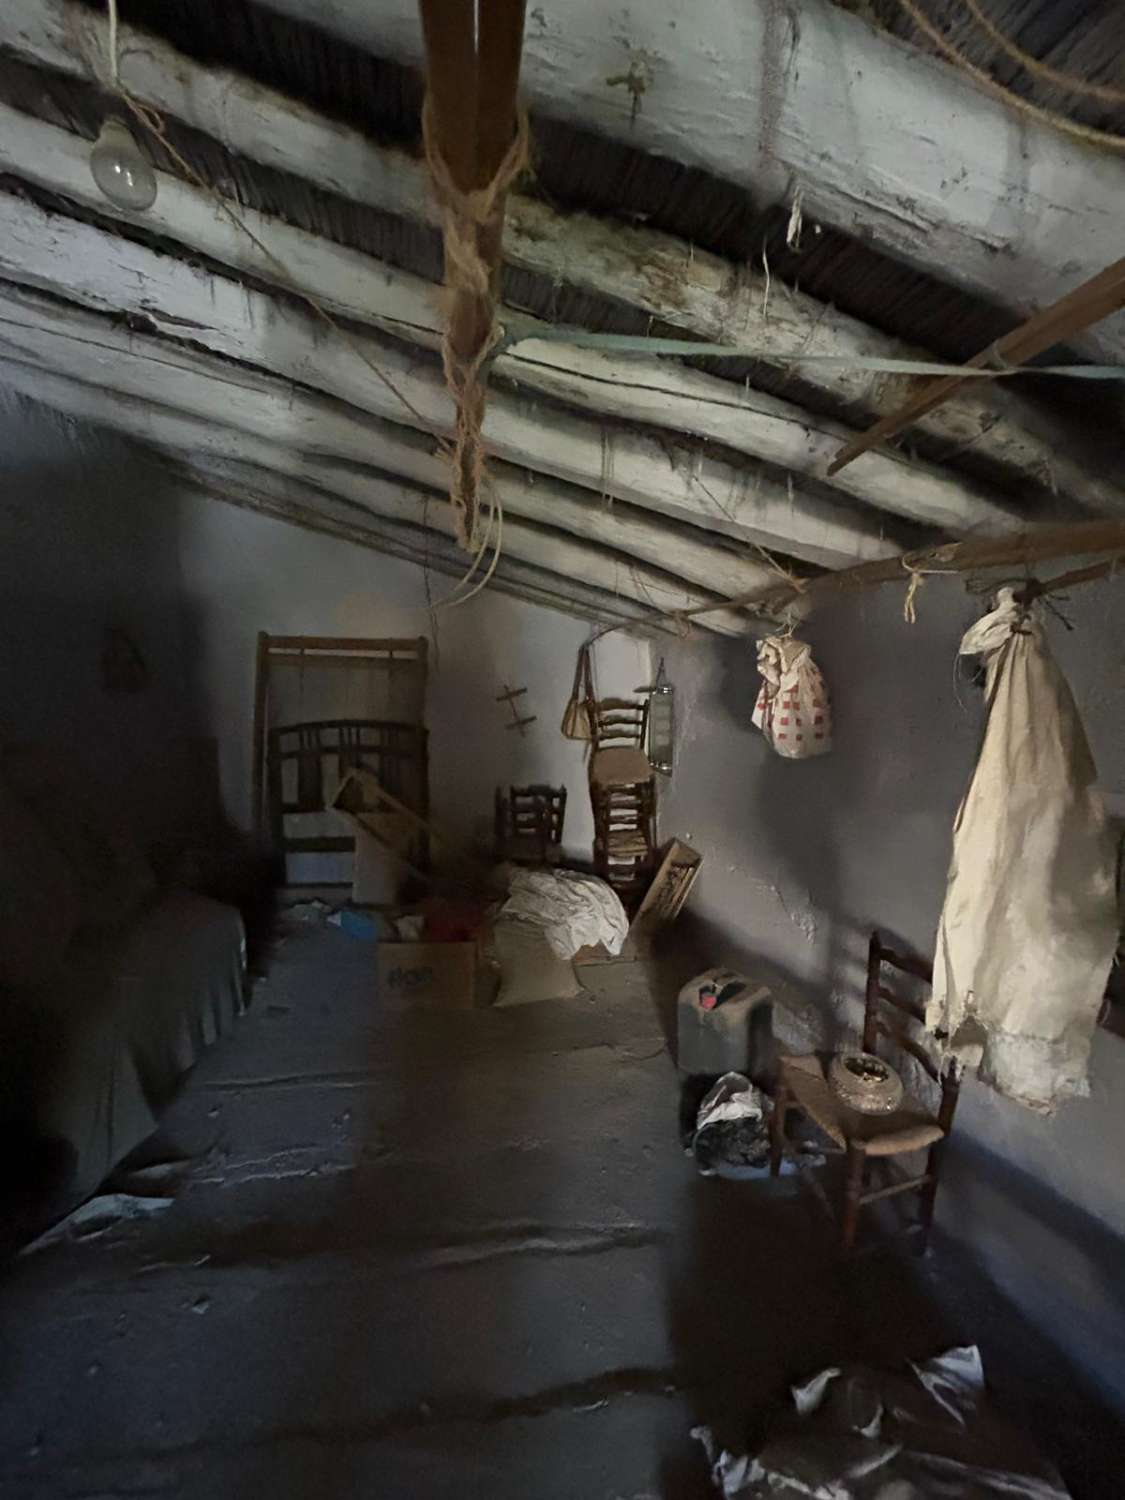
176 491 651 862
0 394 206 840
661 579 1125 1406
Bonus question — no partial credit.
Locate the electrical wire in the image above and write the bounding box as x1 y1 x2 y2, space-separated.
102 0 500 594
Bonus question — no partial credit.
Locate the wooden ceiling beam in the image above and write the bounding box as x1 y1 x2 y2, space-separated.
0 291 778 602
0 151 1033 535
0 202 897 568
252 0 1125 360
0 354 750 635
0 11 1116 517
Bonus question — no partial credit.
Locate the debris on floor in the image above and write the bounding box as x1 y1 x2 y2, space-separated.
326 907 389 941
691 1072 821 1179
694 1344 1072 1498
278 898 334 926
692 1072 771 1177
20 1192 175 1255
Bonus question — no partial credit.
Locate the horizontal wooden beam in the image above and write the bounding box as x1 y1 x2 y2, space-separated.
0 15 1116 518
0 354 753 635
0 109 1035 537
0 210 896 569
684 520 1125 625
252 0 1125 359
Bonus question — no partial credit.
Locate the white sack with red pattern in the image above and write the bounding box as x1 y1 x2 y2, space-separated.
752 636 831 759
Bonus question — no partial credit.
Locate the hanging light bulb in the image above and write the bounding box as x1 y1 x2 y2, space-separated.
90 116 157 211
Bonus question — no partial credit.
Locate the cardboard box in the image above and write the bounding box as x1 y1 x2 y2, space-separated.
377 941 479 1007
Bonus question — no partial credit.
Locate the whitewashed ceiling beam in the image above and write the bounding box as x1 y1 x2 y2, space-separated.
0 355 745 635
0 343 752 637
0 117 1056 533
166 464 667 632
0 8 1113 518
0 284 773 601
0 215 898 568
254 0 1125 360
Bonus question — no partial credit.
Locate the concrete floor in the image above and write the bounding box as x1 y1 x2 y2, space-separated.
1 924 1119 1498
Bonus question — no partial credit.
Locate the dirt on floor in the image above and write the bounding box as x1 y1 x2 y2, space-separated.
0 924 1119 1497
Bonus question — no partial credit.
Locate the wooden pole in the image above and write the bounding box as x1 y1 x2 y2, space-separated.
653 520 1125 629
829 256 1125 474
418 0 477 192
418 0 528 549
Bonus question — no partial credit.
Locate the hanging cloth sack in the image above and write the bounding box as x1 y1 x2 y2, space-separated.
752 636 831 759
560 644 596 741
928 588 1118 1112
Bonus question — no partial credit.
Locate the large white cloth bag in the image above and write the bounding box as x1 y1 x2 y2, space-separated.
752 636 831 759
928 589 1118 1111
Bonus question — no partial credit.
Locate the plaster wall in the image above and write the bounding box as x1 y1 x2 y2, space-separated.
0 395 206 840
661 578 1125 1402
175 492 651 860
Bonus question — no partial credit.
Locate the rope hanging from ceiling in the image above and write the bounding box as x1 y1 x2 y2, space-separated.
954 0 1125 106
888 0 1125 153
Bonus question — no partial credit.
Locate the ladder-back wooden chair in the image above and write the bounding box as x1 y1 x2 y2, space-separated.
494 784 567 866
589 697 651 789
770 931 962 1253
587 698 656 907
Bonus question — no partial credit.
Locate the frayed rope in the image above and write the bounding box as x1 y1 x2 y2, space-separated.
422 99 531 551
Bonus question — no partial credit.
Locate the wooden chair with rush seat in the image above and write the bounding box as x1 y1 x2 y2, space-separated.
770 931 962 1253
494 783 567 866
588 697 656 908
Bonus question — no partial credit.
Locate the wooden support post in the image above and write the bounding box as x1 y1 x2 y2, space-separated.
418 0 528 549
769 1078 791 1179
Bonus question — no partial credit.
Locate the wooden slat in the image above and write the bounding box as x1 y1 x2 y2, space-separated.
859 1172 932 1206
876 1019 941 1083
878 985 926 1024
877 943 934 983
830 255 1125 473
265 635 427 655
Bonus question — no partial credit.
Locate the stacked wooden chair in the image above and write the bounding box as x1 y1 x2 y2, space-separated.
588 698 656 908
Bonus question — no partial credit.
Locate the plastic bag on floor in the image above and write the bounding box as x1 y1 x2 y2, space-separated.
752 636 831 759
693 1345 1071 1498
692 1073 770 1176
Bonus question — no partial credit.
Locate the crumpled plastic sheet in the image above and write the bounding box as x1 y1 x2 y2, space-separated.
694 1346 1071 1498
500 868 629 959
